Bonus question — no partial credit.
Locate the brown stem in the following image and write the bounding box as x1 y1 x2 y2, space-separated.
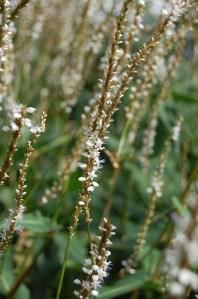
0 108 26 185
10 0 31 21
181 161 198 204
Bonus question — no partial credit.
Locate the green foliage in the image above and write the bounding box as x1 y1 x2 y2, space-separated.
98 272 149 299
0 0 197 298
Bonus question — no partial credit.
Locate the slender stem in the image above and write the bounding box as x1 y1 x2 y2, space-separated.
117 119 130 158
0 250 6 275
86 222 95 266
120 179 131 238
102 119 131 218
87 223 92 249
184 286 192 299
102 168 119 218
10 0 31 21
181 160 198 204
56 234 72 299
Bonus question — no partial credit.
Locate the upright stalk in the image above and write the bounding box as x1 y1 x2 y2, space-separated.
56 234 72 299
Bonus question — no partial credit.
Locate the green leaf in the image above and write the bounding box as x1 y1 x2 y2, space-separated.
144 281 161 291
143 249 161 275
171 197 190 216
98 271 149 299
16 284 30 299
55 232 88 269
0 212 60 234
17 212 60 233
68 233 88 264
173 84 198 104
0 250 15 293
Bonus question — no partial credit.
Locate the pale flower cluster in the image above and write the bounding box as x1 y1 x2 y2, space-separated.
0 1 16 120
147 121 182 198
2 103 43 135
78 129 104 197
166 205 198 297
74 218 116 298
147 172 164 198
172 120 182 142
0 205 25 242
127 0 146 44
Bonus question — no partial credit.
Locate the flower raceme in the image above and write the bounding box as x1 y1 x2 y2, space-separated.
0 110 47 253
74 218 116 299
0 0 196 298
120 120 182 275
72 0 197 231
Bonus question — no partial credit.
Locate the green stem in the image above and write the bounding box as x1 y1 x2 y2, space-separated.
102 120 131 218
0 250 6 275
102 168 119 218
117 119 130 158
120 179 131 238
56 233 72 299
87 223 95 264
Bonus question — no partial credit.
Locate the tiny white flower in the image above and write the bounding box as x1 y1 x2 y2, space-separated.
11 122 18 132
74 279 81 285
162 9 169 16
88 186 94 192
170 282 184 296
23 118 32 128
91 290 99 297
13 112 21 119
27 107 36 113
92 181 99 187
78 177 86 182
2 125 10 132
